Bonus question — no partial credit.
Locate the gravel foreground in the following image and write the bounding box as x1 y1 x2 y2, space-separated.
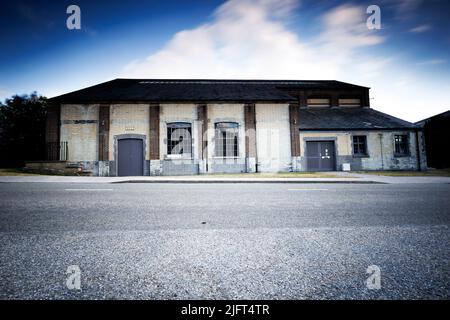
1 225 448 300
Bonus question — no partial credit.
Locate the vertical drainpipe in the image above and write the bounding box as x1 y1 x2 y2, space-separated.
149 104 160 175
244 103 257 173
98 105 110 162
378 133 384 170
415 129 422 171
197 104 208 173
289 103 301 171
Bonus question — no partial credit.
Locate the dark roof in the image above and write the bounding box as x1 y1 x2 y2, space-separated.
415 110 450 127
49 79 368 103
299 107 417 130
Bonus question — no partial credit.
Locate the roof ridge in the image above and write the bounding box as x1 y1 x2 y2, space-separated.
115 78 363 83
49 78 370 102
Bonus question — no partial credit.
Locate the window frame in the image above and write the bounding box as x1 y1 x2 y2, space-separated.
166 122 193 159
394 134 410 157
338 98 362 107
352 135 369 157
214 122 239 158
306 97 331 108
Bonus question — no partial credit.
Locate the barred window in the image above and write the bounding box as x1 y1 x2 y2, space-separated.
167 122 192 156
215 122 239 157
353 135 368 156
394 134 409 156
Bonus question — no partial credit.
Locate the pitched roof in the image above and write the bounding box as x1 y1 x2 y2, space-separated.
299 107 417 130
49 79 368 103
415 110 450 127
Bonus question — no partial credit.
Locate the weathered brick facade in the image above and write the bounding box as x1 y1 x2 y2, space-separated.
45 79 426 176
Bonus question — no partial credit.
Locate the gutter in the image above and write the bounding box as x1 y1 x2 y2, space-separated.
299 127 418 131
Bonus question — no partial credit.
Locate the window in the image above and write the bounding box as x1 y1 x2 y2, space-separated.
307 98 330 107
167 122 192 157
215 122 239 157
353 135 368 156
394 134 409 156
339 98 361 107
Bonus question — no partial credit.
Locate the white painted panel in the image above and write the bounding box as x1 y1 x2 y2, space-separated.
255 104 291 172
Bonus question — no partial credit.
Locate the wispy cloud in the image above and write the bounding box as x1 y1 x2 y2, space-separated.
417 58 447 66
123 0 383 80
390 0 423 19
83 26 98 37
409 24 431 33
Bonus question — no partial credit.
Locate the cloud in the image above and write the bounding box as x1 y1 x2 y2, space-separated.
390 0 422 19
121 0 449 122
0 87 10 102
316 5 383 65
417 58 447 66
409 24 431 33
122 0 383 80
83 26 98 37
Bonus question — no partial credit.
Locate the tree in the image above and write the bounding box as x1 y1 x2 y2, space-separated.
0 93 47 167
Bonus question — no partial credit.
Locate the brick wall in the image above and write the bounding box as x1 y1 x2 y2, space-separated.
60 104 99 161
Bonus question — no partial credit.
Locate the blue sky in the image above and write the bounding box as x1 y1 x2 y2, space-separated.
1 0 449 122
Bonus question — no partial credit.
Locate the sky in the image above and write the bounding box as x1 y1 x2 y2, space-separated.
1 0 449 122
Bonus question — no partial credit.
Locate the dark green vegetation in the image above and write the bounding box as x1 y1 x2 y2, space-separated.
0 93 47 167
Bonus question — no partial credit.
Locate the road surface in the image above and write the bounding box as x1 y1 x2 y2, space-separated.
0 182 449 299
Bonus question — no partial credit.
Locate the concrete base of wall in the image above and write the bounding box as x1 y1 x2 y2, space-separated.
98 161 110 177
246 157 257 173
25 159 426 176
294 155 422 172
161 160 199 176
24 161 88 176
150 160 162 176
198 160 207 174
291 157 302 172
209 158 246 174
337 155 359 171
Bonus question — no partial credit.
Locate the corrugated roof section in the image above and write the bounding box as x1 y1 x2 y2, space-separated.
299 107 417 130
49 78 368 103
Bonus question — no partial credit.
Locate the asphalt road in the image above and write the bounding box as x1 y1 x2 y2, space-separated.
0 182 449 299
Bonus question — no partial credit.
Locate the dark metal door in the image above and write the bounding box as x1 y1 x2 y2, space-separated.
306 141 336 171
118 139 143 176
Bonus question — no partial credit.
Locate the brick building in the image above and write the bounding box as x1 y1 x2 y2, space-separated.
44 79 427 176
